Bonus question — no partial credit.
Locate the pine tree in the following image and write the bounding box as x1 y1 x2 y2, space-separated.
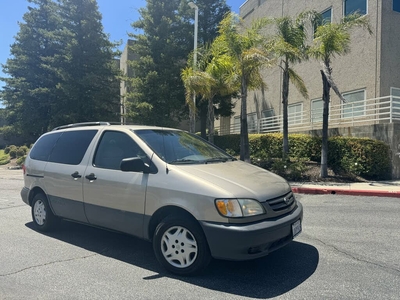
196 0 230 46
1 0 61 138
56 0 120 125
126 0 191 127
1 0 120 138
126 0 230 128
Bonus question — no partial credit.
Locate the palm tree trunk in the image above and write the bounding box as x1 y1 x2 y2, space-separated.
282 62 290 160
240 77 250 162
189 94 195 133
200 103 207 139
320 69 331 178
207 98 215 144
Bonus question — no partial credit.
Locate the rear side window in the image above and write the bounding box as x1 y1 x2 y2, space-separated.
29 132 62 161
48 130 97 165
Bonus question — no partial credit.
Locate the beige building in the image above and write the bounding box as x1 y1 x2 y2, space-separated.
215 0 400 178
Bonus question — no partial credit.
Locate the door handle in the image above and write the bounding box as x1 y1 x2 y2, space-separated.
85 173 97 181
71 171 82 179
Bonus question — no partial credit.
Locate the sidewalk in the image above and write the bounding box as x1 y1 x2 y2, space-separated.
290 180 400 198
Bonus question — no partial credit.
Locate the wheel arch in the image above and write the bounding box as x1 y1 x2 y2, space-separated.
28 187 47 206
147 205 200 241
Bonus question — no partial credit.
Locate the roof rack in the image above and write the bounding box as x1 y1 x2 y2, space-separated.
52 121 111 131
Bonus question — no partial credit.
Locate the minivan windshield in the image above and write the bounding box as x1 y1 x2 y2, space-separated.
134 129 234 164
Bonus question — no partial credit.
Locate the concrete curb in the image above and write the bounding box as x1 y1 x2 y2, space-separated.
291 186 400 198
7 166 22 170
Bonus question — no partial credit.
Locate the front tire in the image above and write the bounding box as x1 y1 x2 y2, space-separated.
31 193 56 232
153 216 211 276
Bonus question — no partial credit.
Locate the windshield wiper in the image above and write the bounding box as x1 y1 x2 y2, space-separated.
203 157 230 164
169 159 199 164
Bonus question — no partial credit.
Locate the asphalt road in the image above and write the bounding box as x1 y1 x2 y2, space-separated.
0 167 399 299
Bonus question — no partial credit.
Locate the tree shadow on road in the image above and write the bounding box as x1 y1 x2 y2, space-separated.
26 220 319 299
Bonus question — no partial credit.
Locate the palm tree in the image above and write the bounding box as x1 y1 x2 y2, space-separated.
213 13 272 162
182 47 234 143
268 15 309 159
308 13 372 177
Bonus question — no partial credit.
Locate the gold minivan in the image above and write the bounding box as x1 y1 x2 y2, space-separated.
21 122 303 275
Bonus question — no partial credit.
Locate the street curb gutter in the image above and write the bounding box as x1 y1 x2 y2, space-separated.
291 187 400 198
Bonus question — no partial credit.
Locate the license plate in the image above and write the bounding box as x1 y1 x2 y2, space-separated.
292 219 302 238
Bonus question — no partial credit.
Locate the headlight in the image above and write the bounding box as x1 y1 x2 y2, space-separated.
215 199 265 218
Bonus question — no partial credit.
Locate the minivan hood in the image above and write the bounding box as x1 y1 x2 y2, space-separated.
171 160 291 201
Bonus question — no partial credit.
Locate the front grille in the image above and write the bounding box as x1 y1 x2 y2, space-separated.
264 192 294 211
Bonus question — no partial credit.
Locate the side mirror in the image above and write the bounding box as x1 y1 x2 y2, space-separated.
120 157 149 173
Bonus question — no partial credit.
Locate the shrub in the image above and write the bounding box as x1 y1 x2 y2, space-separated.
328 137 391 180
16 148 25 158
214 135 240 154
270 158 308 181
4 145 18 158
249 133 282 160
9 149 17 159
16 155 26 166
0 157 10 165
19 145 29 155
225 148 237 157
249 133 320 162
290 134 321 162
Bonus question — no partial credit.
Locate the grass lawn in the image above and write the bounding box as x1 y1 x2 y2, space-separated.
0 149 10 165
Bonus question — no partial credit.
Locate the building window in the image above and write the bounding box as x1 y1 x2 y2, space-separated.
321 8 333 22
314 8 332 34
262 109 274 118
344 0 367 16
233 116 240 133
311 99 324 123
288 103 303 125
391 87 400 97
261 109 277 130
391 87 400 119
247 113 257 133
395 0 400 13
342 89 365 118
258 0 267 6
232 114 258 133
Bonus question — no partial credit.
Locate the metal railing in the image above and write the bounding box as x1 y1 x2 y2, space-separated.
215 95 400 135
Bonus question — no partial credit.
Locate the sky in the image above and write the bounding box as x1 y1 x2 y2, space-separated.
0 0 244 93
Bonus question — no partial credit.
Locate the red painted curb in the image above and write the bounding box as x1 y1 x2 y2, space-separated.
291 187 400 198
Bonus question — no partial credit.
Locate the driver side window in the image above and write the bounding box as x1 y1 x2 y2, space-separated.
93 131 147 170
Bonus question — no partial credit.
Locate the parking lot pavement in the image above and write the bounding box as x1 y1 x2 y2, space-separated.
0 167 24 210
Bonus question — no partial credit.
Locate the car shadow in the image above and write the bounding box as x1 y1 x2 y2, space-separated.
26 220 319 299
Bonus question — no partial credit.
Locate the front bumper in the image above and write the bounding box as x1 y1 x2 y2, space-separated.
200 201 303 261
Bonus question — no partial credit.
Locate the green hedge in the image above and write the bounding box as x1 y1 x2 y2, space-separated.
213 134 241 154
214 133 391 180
327 137 391 179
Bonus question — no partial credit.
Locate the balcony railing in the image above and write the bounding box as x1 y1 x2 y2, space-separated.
216 95 400 135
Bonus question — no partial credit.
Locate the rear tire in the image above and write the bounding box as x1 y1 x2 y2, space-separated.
31 193 56 232
153 215 211 276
